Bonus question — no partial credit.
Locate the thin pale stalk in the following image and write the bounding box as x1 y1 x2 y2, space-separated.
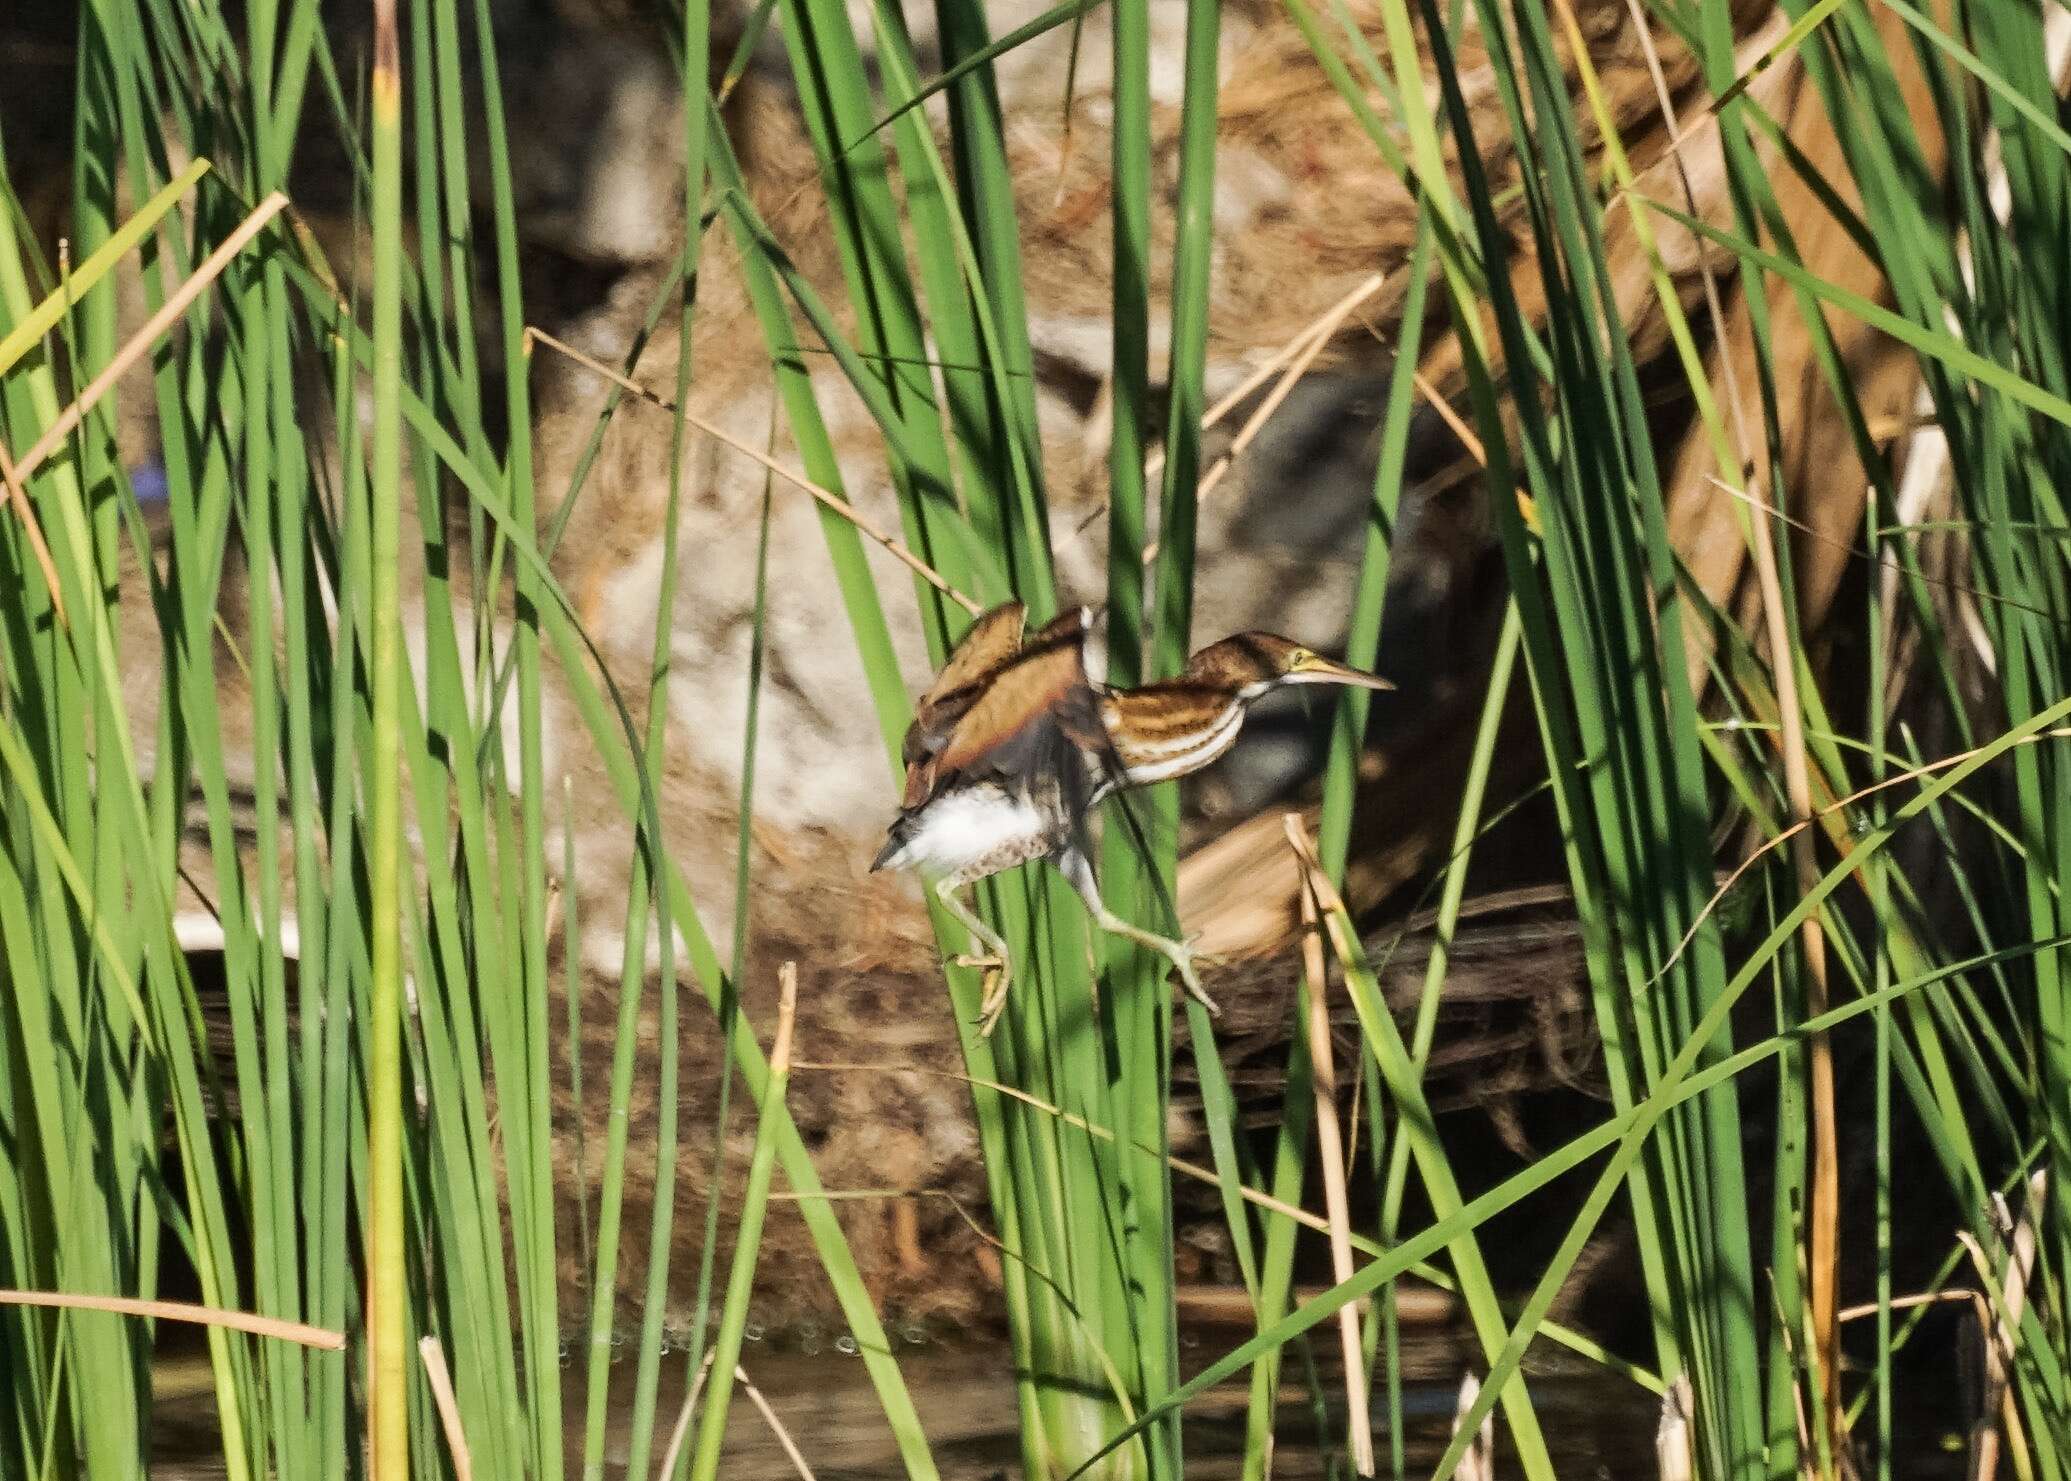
363 1 409 1472
1293 863 1372 1477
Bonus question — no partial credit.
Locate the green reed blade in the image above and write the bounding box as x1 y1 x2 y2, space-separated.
686 980 796 1481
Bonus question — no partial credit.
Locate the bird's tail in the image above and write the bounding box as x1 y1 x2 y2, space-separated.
870 813 914 873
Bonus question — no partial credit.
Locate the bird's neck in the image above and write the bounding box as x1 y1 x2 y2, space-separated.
1099 685 1250 786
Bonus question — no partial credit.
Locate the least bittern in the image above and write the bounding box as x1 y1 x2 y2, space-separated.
873 602 1392 1031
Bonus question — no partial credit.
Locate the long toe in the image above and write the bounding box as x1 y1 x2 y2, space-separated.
1171 948 1220 1017
977 966 1013 1036
1175 926 1233 970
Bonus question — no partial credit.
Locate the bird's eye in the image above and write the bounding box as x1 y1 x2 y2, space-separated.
1290 648 1313 666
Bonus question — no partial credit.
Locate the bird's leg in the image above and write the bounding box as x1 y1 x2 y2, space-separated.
1053 846 1221 1017
933 876 1015 1032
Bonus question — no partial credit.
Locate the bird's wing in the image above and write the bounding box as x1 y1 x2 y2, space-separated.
933 601 1029 698
1022 608 1103 747
901 601 1027 769
1023 606 1091 651
903 626 1098 808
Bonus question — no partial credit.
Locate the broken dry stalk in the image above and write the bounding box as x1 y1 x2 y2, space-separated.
9 193 290 487
1291 815 1374 1476
418 1337 473 1481
0 1289 343 1350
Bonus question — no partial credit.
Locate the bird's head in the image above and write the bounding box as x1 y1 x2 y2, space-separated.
1184 632 1395 700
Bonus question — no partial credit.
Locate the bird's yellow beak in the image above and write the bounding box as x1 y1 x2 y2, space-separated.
1289 652 1395 691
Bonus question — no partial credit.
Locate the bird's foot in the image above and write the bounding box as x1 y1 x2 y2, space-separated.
1132 929 1220 1016
1184 933 1232 981
947 949 1014 1035
1163 939 1221 1018
1095 912 1225 1016
975 962 1014 1038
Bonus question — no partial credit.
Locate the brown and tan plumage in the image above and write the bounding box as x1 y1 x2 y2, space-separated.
898 607 1103 810
874 603 1392 1031
898 600 1030 774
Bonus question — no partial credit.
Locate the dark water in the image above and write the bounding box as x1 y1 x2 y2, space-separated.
149 1327 1665 1478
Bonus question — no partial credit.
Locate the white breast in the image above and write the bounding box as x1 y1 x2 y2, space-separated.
879 787 1056 879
